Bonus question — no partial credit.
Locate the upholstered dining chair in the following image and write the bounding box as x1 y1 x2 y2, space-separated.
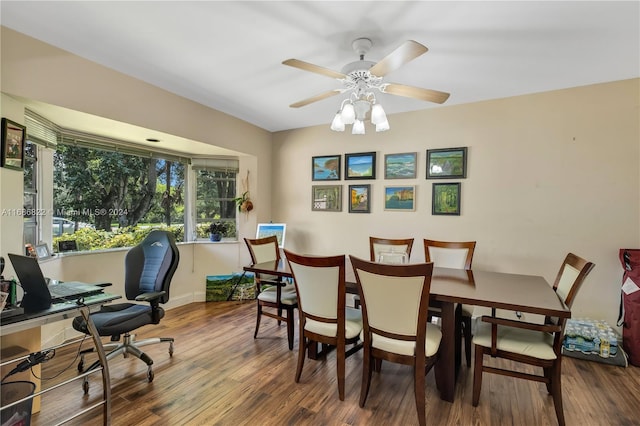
284 250 363 401
244 236 297 350
350 256 441 426
353 237 415 309
423 239 476 367
472 253 595 426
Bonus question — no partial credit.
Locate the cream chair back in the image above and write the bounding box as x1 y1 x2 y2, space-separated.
369 237 414 263
423 239 476 270
288 262 340 321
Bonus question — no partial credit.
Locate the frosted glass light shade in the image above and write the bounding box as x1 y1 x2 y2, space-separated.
341 103 356 124
352 119 365 135
375 119 390 132
371 103 387 125
330 113 345 131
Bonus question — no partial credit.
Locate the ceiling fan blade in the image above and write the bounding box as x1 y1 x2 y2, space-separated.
383 83 450 104
289 90 342 108
283 59 346 80
369 40 428 77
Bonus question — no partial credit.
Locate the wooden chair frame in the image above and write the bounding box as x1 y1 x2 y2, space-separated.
284 250 362 401
423 239 476 367
472 253 595 426
350 256 440 426
244 236 297 350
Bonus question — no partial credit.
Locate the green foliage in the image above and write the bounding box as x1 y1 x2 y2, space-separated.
52 225 184 252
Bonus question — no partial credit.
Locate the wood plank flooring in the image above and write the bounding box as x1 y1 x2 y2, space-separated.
30 301 639 425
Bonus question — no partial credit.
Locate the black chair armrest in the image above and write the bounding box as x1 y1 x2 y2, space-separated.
135 291 166 302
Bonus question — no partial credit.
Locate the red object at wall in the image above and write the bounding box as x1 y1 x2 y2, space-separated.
619 249 640 367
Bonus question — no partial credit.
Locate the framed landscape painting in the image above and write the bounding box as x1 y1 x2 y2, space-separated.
432 182 461 215
312 155 341 181
384 152 417 179
348 184 371 213
1 118 26 171
345 152 376 180
312 185 342 212
384 186 415 211
426 147 467 179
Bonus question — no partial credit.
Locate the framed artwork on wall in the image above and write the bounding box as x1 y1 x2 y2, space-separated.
426 147 467 179
1 118 26 171
312 155 341 181
345 152 376 180
348 184 371 213
312 185 342 212
432 182 461 215
384 152 417 179
384 186 416 211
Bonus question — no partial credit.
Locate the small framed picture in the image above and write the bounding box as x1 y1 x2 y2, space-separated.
35 243 52 260
312 155 341 181
312 185 342 212
348 184 371 213
384 186 416 211
384 152 417 179
426 147 467 179
1 118 26 171
432 182 461 215
345 152 376 180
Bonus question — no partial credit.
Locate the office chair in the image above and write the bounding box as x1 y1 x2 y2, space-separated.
353 237 414 309
244 236 297 350
424 239 476 367
284 250 362 401
72 230 180 388
472 253 595 426
350 256 441 426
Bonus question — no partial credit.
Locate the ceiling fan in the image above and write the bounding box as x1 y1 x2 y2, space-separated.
282 38 449 133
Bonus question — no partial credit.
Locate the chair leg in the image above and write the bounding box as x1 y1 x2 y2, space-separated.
295 330 306 383
414 360 427 426
254 302 262 339
551 362 566 426
462 315 472 367
286 307 295 350
337 340 346 401
359 346 372 407
472 346 483 406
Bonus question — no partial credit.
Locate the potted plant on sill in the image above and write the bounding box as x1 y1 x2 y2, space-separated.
208 222 227 242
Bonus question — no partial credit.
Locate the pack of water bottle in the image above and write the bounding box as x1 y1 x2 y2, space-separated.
563 318 619 358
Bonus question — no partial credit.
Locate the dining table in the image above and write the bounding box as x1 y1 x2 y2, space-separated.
243 257 570 403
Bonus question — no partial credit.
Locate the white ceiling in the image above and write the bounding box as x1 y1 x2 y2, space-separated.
1 1 638 150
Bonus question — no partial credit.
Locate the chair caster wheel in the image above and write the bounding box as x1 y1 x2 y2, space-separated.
82 378 89 394
147 368 154 382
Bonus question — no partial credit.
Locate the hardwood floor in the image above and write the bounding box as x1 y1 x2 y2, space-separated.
31 301 639 426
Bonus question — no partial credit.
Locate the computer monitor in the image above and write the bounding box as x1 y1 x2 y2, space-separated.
256 223 286 248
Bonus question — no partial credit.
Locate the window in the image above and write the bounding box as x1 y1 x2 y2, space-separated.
23 110 239 252
23 140 38 247
195 167 238 239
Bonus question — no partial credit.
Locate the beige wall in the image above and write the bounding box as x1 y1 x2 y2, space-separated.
272 79 640 328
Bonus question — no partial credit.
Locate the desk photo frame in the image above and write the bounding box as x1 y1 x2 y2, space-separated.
35 243 52 260
256 223 287 248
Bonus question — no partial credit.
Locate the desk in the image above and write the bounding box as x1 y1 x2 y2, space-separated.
244 259 570 403
1 292 121 337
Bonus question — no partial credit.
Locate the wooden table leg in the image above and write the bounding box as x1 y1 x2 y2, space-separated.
434 301 455 402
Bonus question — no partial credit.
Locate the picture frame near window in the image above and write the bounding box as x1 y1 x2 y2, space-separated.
384 152 417 179
432 182 461 216
348 184 371 213
384 185 416 211
1 118 26 171
312 185 342 212
312 154 341 181
345 152 376 180
426 147 467 179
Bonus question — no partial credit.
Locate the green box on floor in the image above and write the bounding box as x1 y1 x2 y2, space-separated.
206 272 255 302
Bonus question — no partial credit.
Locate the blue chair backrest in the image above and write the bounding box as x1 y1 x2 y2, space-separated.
125 230 180 303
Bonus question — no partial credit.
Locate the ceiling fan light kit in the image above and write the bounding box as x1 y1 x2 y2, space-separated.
284 38 450 136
